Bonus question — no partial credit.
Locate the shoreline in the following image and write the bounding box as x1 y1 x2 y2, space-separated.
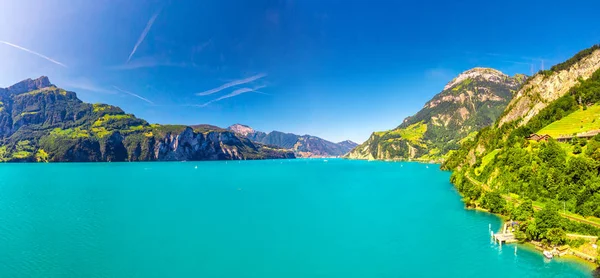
464 206 599 270
348 157 600 271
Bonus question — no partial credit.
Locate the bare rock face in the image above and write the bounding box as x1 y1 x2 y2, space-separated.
443 68 522 91
7 76 52 95
228 124 255 136
498 49 600 127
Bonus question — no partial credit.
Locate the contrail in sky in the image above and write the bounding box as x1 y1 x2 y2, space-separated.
196 73 267 96
127 8 162 63
113 86 154 104
198 85 267 107
0 40 67 67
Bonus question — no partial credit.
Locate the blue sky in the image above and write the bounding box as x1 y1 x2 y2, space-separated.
1 0 599 143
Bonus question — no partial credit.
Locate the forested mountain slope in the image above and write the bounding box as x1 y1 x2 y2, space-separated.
442 45 600 246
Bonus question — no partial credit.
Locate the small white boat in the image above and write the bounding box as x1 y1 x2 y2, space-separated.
543 250 553 259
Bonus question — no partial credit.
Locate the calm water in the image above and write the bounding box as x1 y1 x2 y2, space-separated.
0 159 591 277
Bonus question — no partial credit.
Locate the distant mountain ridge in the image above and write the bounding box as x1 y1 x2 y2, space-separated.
0 77 294 162
228 124 358 157
346 67 527 161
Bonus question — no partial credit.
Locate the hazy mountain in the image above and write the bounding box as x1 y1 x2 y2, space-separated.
228 124 356 157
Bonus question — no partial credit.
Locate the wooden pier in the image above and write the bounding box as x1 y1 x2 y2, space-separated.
490 221 518 245
493 232 517 244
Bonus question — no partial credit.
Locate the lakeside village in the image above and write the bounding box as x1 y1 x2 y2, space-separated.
480 130 600 265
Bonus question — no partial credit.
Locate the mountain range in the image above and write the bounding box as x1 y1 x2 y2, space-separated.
228 124 358 157
0 77 294 162
346 67 527 161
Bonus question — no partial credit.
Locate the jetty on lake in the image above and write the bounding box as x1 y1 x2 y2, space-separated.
490 221 518 245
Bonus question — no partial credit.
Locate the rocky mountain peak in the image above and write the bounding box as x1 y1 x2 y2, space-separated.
6 76 53 95
228 124 255 136
443 67 508 91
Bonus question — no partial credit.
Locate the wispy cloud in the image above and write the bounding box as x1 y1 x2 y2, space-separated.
62 79 116 94
197 85 267 107
0 40 67 67
110 56 186 70
113 86 154 104
196 73 267 96
127 7 162 63
500 60 533 66
425 68 455 81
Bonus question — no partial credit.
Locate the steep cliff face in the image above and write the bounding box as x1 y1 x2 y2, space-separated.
0 77 294 162
498 48 600 127
347 68 526 161
228 124 355 157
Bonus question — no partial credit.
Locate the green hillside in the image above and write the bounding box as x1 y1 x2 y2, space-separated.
538 104 600 137
443 45 600 248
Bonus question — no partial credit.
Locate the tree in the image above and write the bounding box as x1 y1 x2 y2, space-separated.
573 145 582 155
513 199 534 221
482 191 506 214
545 228 566 246
535 201 562 235
35 149 49 162
524 221 539 240
539 139 566 168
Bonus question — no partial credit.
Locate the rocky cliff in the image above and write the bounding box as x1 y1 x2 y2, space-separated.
498 47 600 127
0 77 294 162
347 68 526 161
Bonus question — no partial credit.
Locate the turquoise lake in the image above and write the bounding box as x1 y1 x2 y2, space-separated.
0 159 591 277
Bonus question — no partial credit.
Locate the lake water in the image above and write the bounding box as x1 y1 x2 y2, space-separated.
0 159 591 277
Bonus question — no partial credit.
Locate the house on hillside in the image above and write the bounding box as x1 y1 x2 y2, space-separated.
527 134 551 142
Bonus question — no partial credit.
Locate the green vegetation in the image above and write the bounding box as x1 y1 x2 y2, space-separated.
10 140 34 159
50 127 90 139
16 86 69 97
35 149 49 162
550 44 599 73
0 146 8 162
538 105 600 137
388 122 427 143
444 50 600 249
91 127 111 138
20 111 39 116
93 103 109 112
93 114 133 127
459 131 478 144
474 149 499 175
